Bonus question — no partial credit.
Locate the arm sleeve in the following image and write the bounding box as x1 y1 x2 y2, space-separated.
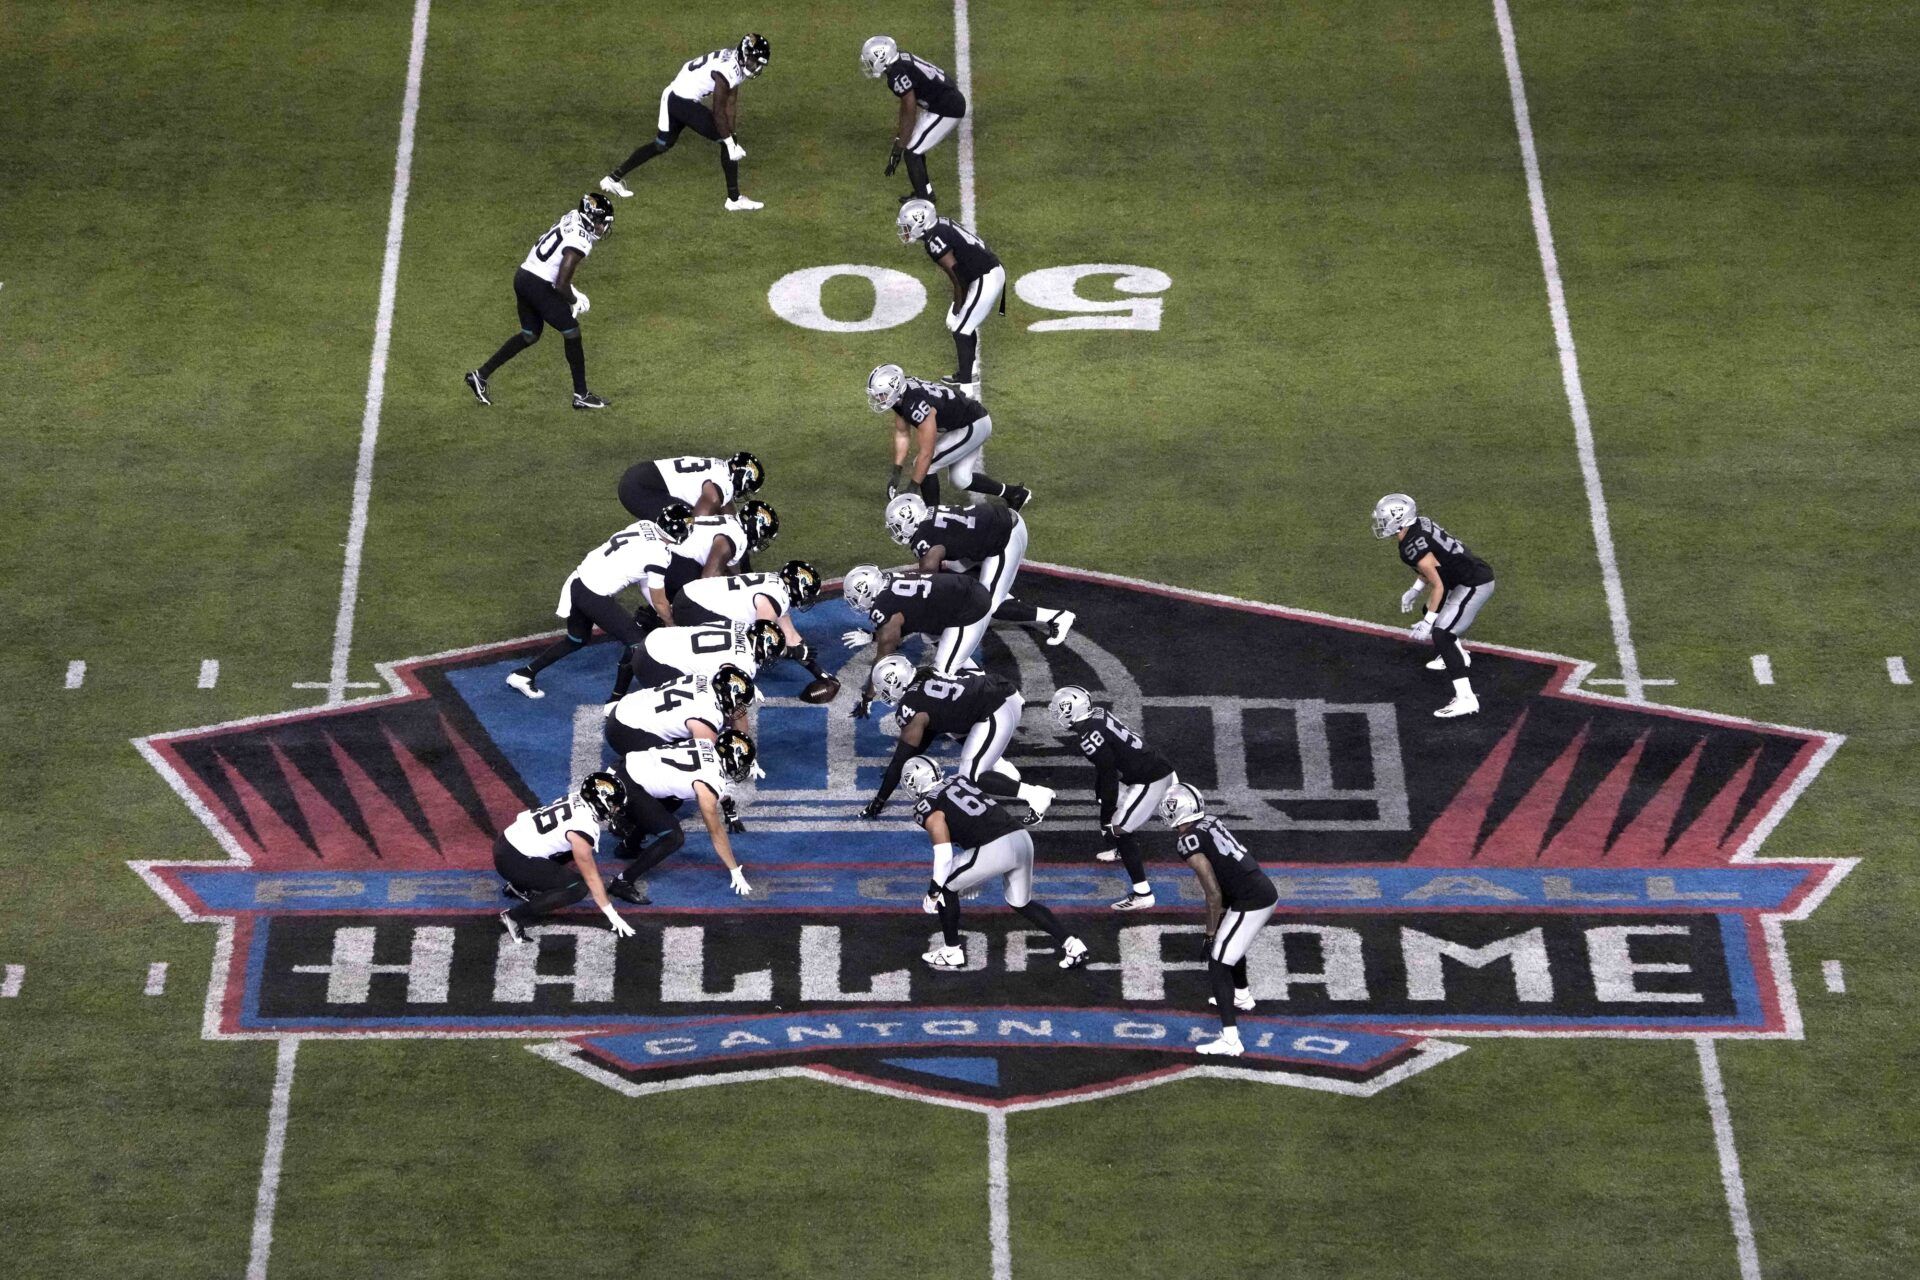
873 732 919 805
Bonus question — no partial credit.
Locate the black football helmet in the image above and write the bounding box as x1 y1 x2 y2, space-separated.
779 559 821 609
578 771 628 824
747 619 783 665
714 729 757 783
655 501 693 543
738 32 771 77
712 664 757 718
728 450 765 495
739 499 779 552
579 191 614 240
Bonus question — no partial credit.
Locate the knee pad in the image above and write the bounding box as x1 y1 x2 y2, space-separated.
560 327 580 340
653 134 674 152
520 328 540 344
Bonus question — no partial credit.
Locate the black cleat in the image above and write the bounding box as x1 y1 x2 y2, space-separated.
572 391 609 411
1004 484 1032 512
501 881 531 902
499 911 530 945
939 374 965 388
606 878 652 906
465 370 491 405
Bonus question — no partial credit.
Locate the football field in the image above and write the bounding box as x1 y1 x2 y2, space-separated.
3 1 1916 1276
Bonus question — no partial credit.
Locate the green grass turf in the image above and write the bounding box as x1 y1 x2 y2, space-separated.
1 0 1915 1275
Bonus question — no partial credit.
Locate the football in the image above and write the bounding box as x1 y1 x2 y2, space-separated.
799 676 841 705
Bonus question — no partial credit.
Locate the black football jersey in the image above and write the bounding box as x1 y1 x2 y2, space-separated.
915 776 1023 849
1398 516 1494 589
923 219 1000 285
899 669 1017 736
1178 817 1278 911
869 573 991 635
1072 708 1173 785
885 53 966 117
909 503 1015 565
893 379 987 435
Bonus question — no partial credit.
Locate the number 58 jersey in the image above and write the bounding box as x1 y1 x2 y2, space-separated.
623 740 729 804
520 210 595 286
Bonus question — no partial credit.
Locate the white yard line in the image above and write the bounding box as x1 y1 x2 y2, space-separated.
246 1037 302 1280
144 961 169 996
1 965 22 998
64 660 86 689
1751 654 1774 686
1493 4 1760 1275
987 1109 1012 1280
1887 656 1910 686
198 659 221 689
1821 960 1846 994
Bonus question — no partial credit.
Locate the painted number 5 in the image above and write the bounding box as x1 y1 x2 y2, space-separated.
1013 264 1172 332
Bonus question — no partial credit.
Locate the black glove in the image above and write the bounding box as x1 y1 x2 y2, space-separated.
788 639 814 666
860 797 886 820
886 140 904 176
850 694 873 720
887 464 903 500
721 795 747 834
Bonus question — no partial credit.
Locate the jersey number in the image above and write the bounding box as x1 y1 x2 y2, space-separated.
672 458 712 474
655 686 695 713
889 578 933 599
603 529 657 556
691 630 734 654
531 799 574 834
948 781 990 816
920 677 966 701
534 225 564 261
930 510 976 530
661 748 702 773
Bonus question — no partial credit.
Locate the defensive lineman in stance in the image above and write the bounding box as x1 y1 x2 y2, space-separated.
507 503 692 699
1049 686 1179 910
618 451 763 520
886 493 1072 645
608 732 758 902
495 773 636 944
1161 783 1279 1056
1372 493 1497 718
904 756 1087 972
897 200 1004 391
861 35 967 206
602 34 770 212
466 193 613 411
868 364 1028 508
842 565 993 711
860 656 1054 819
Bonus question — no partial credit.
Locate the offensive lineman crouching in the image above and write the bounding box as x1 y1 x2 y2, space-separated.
1160 783 1279 1057
495 772 637 944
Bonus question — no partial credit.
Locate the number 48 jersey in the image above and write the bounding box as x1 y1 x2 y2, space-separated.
520 210 594 286
502 796 603 861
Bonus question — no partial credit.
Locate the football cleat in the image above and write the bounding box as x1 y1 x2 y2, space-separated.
1209 990 1258 1012
1159 782 1205 827
1435 693 1481 719
1093 848 1119 863
1195 1029 1245 1057
506 669 543 699
572 391 609 410
939 374 965 389
1004 484 1032 512
1018 783 1055 821
921 944 967 970
1372 492 1418 539
605 878 651 906
1043 609 1074 645
464 370 491 405
501 881 531 902
499 911 531 946
723 195 765 212
1111 891 1156 911
860 34 898 79
1426 648 1471 672
1060 937 1089 969
600 175 633 199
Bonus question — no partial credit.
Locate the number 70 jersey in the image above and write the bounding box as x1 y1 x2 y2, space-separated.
520 209 595 286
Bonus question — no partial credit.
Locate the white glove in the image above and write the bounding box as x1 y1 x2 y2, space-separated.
945 305 961 333
1399 581 1424 614
723 136 746 161
570 288 590 318
922 891 941 915
749 760 767 780
842 628 873 649
1409 613 1436 643
728 865 752 896
600 902 636 938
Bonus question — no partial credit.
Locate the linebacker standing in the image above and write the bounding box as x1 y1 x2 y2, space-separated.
897 200 1004 392
1372 493 1496 718
465 193 614 411
1048 685 1180 911
861 35 967 206
1160 783 1279 1057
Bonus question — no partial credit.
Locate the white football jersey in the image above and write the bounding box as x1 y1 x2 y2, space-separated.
667 48 747 102
502 795 603 860
674 515 748 572
679 571 789 624
520 210 595 286
641 622 761 679
565 520 676 606
624 739 729 804
610 674 726 743
654 455 734 506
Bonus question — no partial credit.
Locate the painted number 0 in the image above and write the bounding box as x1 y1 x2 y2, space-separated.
768 264 1169 333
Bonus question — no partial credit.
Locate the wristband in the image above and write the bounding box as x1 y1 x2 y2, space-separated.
1422 611 1438 625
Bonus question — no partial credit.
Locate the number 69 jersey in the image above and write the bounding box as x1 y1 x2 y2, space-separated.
609 674 728 743
502 795 604 861
520 209 595 286
623 740 730 804
639 622 764 680
913 776 1025 850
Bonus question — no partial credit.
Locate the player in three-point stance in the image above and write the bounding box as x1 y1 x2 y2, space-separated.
607 731 759 903
465 193 614 411
672 561 835 684
1049 685 1179 911
859 655 1056 820
602 34 770 212
842 566 993 712
885 493 1072 645
662 501 780 600
897 199 1004 392
495 772 637 945
506 502 693 700
626 618 784 691
1372 493 1496 718
605 665 757 756
860 35 967 206
867 364 1028 509
618 451 763 520
902 756 1087 972
1160 783 1279 1057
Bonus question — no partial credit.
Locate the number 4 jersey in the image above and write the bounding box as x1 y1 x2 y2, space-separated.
520 210 595 286
502 796 604 860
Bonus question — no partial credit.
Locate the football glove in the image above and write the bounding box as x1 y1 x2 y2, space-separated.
720 795 747 833
570 288 591 318
885 140 904 176
849 694 873 720
1399 581 1425 614
860 797 886 820
887 464 903 500
728 866 752 896
922 880 943 914
599 903 636 938
1409 614 1436 643
748 761 767 782
723 136 747 162
945 304 961 333
842 628 873 649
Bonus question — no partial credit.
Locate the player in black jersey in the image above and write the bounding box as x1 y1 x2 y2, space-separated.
860 35 967 205
902 757 1088 972
1160 783 1278 1057
842 566 994 713
1373 493 1498 719
859 657 1056 818
866 364 1029 509
1048 685 1179 910
897 200 1004 390
885 493 1074 645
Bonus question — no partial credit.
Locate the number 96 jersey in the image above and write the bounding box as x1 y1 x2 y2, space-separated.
520 210 594 286
623 740 729 804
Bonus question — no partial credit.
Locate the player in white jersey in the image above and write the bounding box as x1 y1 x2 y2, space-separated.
606 732 759 900
626 618 784 691
507 505 692 701
660 501 781 599
494 772 636 944
601 34 770 212
465 193 614 411
605 666 756 756
673 561 835 686
618 451 764 520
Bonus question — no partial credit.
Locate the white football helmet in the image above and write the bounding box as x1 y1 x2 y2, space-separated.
872 654 917 705
1372 493 1417 539
860 34 898 79
897 199 938 244
844 564 886 613
1048 685 1094 732
901 754 943 798
867 363 907 413
885 493 929 545
1160 782 1205 827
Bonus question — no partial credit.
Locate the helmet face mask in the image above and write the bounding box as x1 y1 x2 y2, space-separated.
740 499 779 552
738 32 770 77
884 493 928 546
901 754 943 798
712 665 757 718
1371 492 1417 539
579 191 614 241
728 450 764 495
860 34 898 79
866 363 907 413
578 770 628 824
714 729 757 784
843 564 885 613
872 654 917 704
896 199 937 244
656 501 694 544
1048 686 1093 733
747 620 783 665
779 559 821 609
1159 782 1205 828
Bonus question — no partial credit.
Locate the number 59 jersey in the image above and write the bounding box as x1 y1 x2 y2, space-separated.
520 210 595 286
623 740 728 804
502 796 604 860
640 622 762 680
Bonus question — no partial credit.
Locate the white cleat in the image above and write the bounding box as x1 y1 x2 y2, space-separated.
505 670 544 700
921 944 967 970
1196 1029 1245 1057
1045 610 1077 647
1425 648 1471 672
1435 693 1481 719
1209 990 1257 1012
1110 891 1156 911
1019 784 1054 820
1093 848 1119 863
1060 937 1089 969
724 195 765 212
600 175 633 199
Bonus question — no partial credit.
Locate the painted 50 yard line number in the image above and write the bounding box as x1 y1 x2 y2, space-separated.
768 263 1172 333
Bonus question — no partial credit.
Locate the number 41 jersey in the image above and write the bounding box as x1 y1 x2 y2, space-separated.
520 210 594 285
